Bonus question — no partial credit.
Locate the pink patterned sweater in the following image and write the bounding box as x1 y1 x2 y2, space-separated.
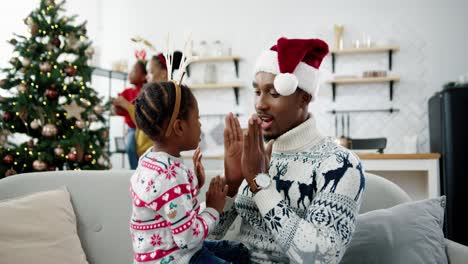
130 149 219 264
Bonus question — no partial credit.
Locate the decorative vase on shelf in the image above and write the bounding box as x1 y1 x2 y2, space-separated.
334 24 344 50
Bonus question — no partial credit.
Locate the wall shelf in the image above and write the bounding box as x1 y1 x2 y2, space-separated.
328 108 400 114
92 67 128 81
186 56 242 106
328 76 400 101
330 46 399 72
330 46 400 55
189 82 243 105
187 56 241 78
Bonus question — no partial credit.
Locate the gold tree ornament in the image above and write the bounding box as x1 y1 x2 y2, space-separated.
63 100 85 120
21 58 31 68
40 61 52 72
75 120 86 129
42 123 58 137
93 104 104 114
32 160 47 171
5 168 17 176
30 119 41 129
17 83 28 93
54 146 64 156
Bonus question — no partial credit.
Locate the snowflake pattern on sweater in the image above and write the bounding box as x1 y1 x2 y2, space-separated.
210 116 365 264
130 150 219 264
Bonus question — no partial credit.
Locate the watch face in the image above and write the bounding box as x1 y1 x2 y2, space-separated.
256 173 271 188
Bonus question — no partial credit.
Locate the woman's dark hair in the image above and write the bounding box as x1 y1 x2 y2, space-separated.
135 60 148 75
151 51 183 74
134 81 195 141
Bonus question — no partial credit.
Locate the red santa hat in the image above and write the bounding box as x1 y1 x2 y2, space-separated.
254 37 329 100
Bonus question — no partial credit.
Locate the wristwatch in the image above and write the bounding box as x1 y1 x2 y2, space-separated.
250 173 272 193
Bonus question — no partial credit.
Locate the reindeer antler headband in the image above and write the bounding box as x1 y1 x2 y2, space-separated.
163 33 196 137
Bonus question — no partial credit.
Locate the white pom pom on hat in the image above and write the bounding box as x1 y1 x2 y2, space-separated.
274 73 298 96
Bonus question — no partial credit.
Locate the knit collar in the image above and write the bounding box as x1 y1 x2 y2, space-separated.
272 114 324 153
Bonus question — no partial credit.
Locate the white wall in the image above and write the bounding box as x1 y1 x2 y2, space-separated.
2 0 468 167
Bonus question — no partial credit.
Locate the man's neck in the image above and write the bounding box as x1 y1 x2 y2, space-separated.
272 114 323 153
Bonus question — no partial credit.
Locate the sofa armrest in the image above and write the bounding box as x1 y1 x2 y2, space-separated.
446 239 468 264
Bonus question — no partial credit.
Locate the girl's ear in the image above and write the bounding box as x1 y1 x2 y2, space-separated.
172 119 186 137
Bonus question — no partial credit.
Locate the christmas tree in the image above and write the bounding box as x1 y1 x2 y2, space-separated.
0 0 110 178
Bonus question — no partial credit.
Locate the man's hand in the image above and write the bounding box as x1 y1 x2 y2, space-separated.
223 113 243 196
241 115 274 189
193 147 205 188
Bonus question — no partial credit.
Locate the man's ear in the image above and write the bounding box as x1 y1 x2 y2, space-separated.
172 119 185 137
298 90 312 108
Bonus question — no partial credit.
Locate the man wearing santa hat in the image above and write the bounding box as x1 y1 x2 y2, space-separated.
211 37 366 263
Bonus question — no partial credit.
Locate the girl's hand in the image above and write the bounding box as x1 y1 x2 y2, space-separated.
193 147 205 188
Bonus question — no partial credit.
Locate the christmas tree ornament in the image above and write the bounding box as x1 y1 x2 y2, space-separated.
9 57 20 66
65 65 77 76
67 151 77 161
27 139 35 148
0 79 6 87
5 168 17 176
54 146 64 156
52 36 61 48
47 165 56 171
45 88 59 100
42 123 58 137
102 129 109 139
75 120 86 129
30 23 39 37
32 160 47 171
88 114 98 122
3 154 14 165
19 108 28 121
21 58 31 67
24 16 33 26
9 38 18 45
84 153 93 162
98 155 106 166
63 100 85 120
30 119 41 129
93 104 104 114
40 61 52 72
17 83 28 93
3 112 12 122
67 34 80 51
85 47 95 58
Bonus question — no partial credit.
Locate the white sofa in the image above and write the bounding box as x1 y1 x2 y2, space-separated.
0 170 467 263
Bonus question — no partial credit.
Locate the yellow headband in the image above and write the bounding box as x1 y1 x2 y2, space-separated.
164 81 181 137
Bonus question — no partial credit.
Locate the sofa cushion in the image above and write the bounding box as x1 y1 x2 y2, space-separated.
340 196 447 264
0 187 89 264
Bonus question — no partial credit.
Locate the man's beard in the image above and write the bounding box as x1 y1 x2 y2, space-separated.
263 134 278 142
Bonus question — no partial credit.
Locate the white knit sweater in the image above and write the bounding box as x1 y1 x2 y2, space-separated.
211 116 365 264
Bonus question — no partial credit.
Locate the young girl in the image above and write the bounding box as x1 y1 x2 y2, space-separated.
147 52 182 83
113 61 147 169
130 82 248 264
